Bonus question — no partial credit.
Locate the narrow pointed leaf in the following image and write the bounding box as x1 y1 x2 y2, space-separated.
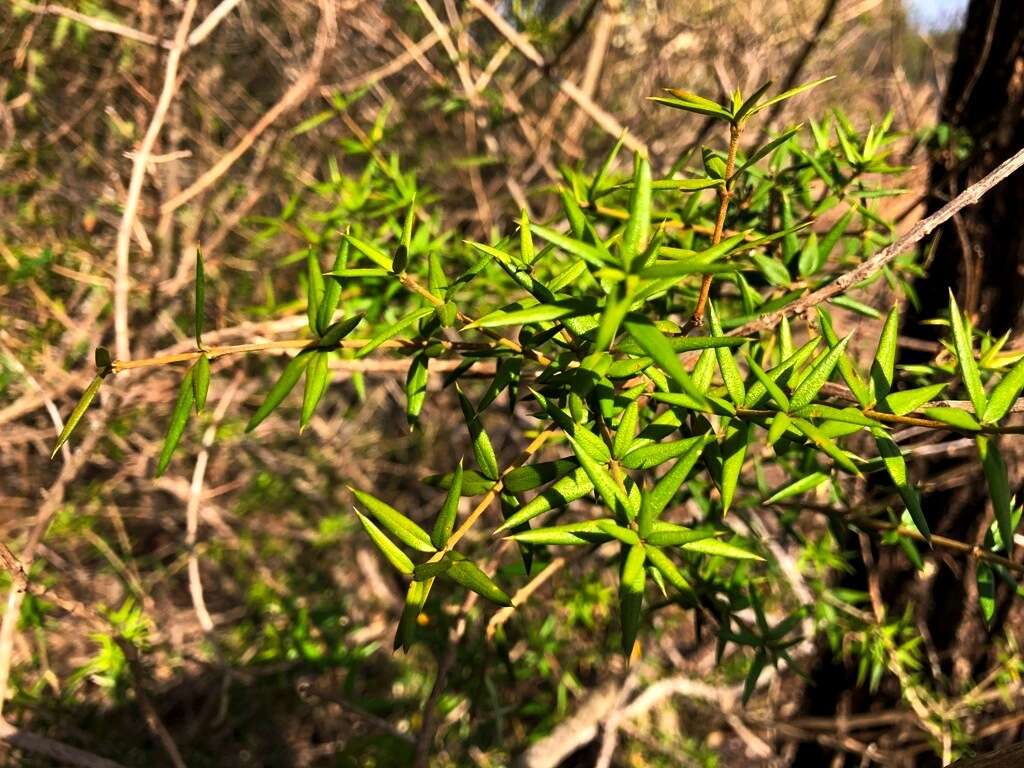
458 387 500 480
432 460 463 548
638 434 711 535
870 304 900 400
156 367 195 476
949 291 987 415
193 354 210 413
789 334 851 409
982 355 1024 424
306 250 324 335
719 422 750 514
622 152 651 270
620 543 646 656
874 431 929 541
763 472 828 504
194 247 205 345
52 375 104 458
644 546 691 594
356 511 414 575
445 559 512 606
351 488 435 553
682 537 762 560
355 307 433 359
709 304 745 405
300 351 330 432
246 351 313 431
976 435 1013 550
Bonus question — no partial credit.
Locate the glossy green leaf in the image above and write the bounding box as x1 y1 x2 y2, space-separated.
792 418 860 475
406 352 429 427
923 407 981 432
432 459 463 549
638 434 711 535
344 233 393 270
816 308 870 407
763 472 828 504
351 487 435 553
156 366 195 477
644 546 691 594
246 351 313 432
445 558 512 606
682 537 762 560
976 435 1013 550
877 383 946 416
355 307 433 359
623 316 708 407
982 355 1024 425
319 314 364 348
874 431 929 541
568 436 632 520
458 387 500 480
52 375 104 458
613 401 639 459
977 563 996 626
193 354 210 413
300 351 330 432
619 543 646 656
719 421 749 514
356 511 414 575
949 291 987 415
745 355 789 411
622 152 651 270
508 519 615 545
870 304 900 401
306 250 324 335
708 304 745 404
317 238 348 334
194 247 205 345
789 334 851 409
496 467 594 531
469 298 596 329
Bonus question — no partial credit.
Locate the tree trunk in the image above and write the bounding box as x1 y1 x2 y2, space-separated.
793 2 1024 765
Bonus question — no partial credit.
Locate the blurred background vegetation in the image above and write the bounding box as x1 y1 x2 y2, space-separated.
3 0 1024 766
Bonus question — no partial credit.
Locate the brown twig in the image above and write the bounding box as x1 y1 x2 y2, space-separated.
691 122 741 326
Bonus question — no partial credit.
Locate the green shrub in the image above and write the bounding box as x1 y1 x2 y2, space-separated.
53 78 1024 724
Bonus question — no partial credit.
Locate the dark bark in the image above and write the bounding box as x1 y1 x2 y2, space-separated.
909 0 1024 334
793 2 1024 765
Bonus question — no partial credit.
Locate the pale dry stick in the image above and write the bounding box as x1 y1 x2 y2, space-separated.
486 555 566 639
466 0 645 153
729 145 1024 339
159 0 337 215
185 375 243 634
594 671 640 768
326 31 441 93
561 6 616 154
13 1 159 46
112 0 199 361
412 0 493 229
185 0 244 48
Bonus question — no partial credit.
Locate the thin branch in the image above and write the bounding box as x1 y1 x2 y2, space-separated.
14 1 159 47
730 144 1024 338
186 0 244 48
